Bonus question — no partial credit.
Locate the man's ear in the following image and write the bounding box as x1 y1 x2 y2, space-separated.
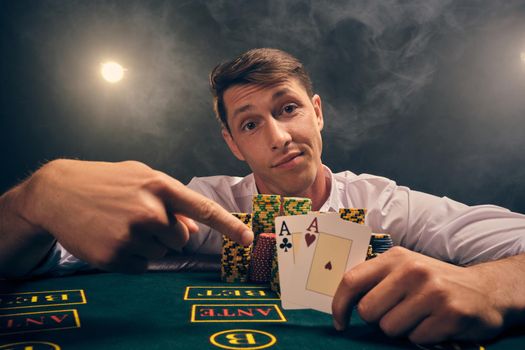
312 94 324 131
221 128 246 161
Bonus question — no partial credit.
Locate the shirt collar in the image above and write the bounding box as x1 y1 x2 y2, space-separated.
246 164 341 212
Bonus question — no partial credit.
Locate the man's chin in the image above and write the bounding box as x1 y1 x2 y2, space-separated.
272 177 315 197
254 165 317 195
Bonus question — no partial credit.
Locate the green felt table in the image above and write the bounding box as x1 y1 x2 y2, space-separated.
0 271 523 350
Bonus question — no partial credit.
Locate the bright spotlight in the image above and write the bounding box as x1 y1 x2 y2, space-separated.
101 61 125 83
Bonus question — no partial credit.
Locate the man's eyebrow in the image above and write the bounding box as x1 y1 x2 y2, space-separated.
232 104 254 120
231 88 294 119
271 88 292 101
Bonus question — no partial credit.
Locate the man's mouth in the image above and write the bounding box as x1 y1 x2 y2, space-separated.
272 152 304 168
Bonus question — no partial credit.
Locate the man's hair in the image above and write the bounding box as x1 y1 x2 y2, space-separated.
209 48 313 132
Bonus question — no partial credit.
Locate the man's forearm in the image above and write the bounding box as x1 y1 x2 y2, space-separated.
0 182 55 278
470 252 525 329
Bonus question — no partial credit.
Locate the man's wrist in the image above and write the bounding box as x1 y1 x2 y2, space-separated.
469 256 525 329
8 168 54 243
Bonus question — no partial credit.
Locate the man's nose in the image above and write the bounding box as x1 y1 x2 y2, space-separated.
267 117 292 150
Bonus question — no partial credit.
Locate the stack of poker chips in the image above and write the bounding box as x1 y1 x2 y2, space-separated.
232 211 253 228
270 248 280 294
339 208 367 224
220 213 253 283
283 197 312 216
338 208 374 259
367 244 374 259
252 194 281 241
369 233 394 257
249 233 276 283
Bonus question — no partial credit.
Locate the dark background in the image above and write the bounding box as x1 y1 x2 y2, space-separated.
1 0 524 213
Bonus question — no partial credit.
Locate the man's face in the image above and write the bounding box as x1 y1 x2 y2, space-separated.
221 78 324 196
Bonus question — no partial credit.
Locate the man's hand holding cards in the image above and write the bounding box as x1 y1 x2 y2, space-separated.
275 213 372 314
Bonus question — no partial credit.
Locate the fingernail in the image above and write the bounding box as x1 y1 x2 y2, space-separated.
242 230 254 246
333 319 345 331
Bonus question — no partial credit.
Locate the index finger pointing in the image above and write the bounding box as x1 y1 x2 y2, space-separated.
332 257 389 331
157 174 254 246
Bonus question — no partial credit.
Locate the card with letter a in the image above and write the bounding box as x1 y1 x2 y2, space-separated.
275 213 341 309
275 215 310 309
291 214 371 314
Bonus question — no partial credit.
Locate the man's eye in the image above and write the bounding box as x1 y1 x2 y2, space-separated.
282 103 298 115
242 121 257 131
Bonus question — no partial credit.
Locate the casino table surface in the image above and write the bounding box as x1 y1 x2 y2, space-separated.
1 264 524 350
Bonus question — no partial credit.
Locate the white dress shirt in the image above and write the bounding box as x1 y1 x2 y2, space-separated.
33 166 525 276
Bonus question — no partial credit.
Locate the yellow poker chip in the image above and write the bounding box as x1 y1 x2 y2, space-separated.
270 249 280 294
253 194 281 204
284 209 309 212
339 208 367 215
221 234 252 283
283 197 311 207
339 208 367 224
283 197 312 215
231 212 253 226
231 212 251 217
371 233 391 239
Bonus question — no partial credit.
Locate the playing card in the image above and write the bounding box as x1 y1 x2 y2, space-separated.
289 212 340 264
275 214 314 309
292 214 372 313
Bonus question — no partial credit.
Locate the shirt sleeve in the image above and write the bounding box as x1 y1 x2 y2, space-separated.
184 177 222 254
28 242 92 277
355 175 525 265
28 176 224 277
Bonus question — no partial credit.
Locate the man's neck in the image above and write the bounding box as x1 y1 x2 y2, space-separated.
300 164 331 211
254 163 331 211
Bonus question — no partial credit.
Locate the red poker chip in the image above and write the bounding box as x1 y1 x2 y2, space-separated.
253 234 276 251
249 253 273 282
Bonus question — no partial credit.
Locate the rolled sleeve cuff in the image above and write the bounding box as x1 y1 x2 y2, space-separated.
28 242 93 277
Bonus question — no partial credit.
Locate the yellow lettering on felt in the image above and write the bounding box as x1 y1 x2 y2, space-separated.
220 290 242 297
31 296 39 303
245 290 267 297
226 333 257 345
221 290 233 297
16 296 30 304
196 290 222 297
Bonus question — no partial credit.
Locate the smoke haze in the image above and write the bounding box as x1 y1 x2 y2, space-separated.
1 0 524 212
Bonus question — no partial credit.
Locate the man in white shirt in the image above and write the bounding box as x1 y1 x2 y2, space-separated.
0 48 524 344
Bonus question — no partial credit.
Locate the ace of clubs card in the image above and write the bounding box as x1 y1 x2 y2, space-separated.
275 214 310 309
291 213 372 314
275 213 340 309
